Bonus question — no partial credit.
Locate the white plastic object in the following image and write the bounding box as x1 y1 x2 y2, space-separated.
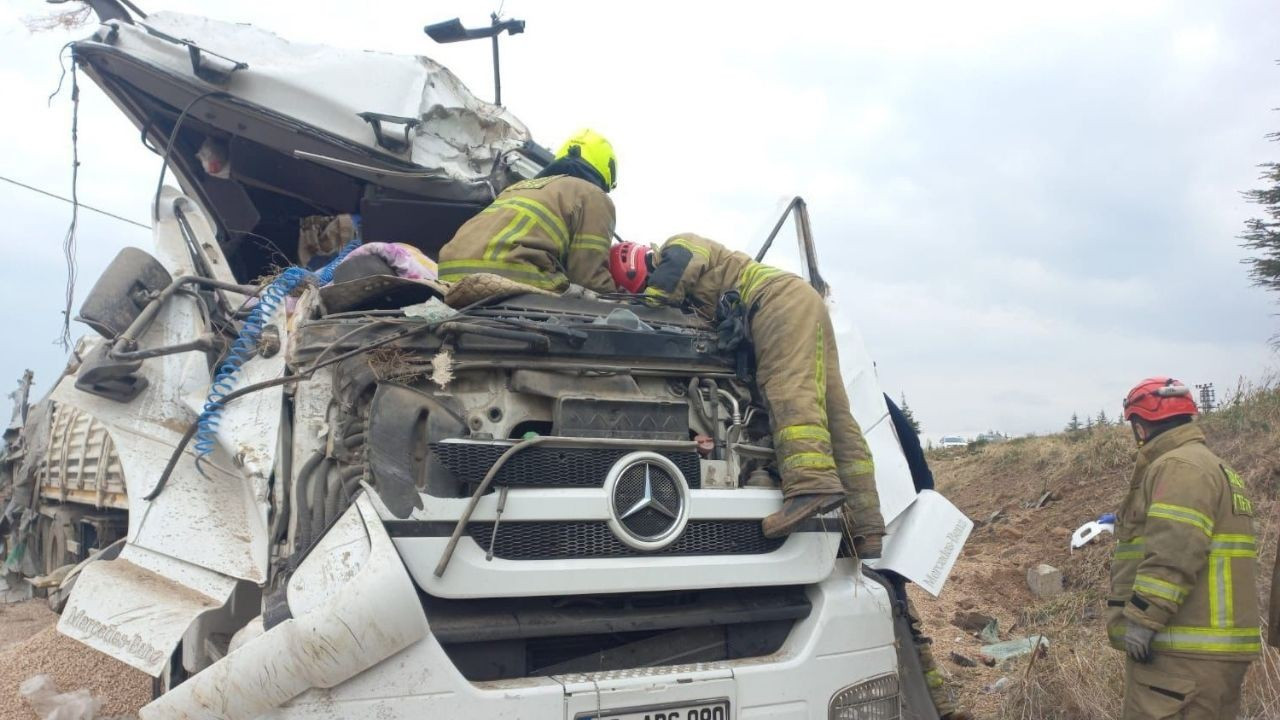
18 675 102 720
1071 520 1115 550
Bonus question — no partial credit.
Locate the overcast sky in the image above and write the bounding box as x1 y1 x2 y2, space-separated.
0 0 1276 440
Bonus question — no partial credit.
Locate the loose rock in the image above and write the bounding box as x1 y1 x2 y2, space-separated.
951 611 996 633
1026 563 1064 598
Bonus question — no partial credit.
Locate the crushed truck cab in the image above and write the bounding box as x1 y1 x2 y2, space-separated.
0 3 958 718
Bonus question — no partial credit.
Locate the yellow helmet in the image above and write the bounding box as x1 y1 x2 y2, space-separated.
556 129 617 191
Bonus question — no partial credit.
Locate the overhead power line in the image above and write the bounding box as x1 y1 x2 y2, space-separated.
0 173 149 230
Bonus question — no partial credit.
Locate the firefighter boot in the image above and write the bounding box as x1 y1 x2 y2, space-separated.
762 494 845 538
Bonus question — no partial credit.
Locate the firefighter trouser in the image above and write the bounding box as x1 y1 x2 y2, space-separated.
906 595 956 716
1122 653 1250 720
887 574 956 717
748 277 884 538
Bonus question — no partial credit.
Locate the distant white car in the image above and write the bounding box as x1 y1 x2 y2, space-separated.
939 435 968 449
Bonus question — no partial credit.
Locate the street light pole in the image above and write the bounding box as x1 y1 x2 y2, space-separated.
424 14 526 107
490 14 502 106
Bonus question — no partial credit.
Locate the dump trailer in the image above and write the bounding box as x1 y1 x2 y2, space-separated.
0 3 955 718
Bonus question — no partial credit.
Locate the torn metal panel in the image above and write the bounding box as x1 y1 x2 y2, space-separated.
57 542 237 676
47 192 268 583
75 12 530 203
141 495 428 720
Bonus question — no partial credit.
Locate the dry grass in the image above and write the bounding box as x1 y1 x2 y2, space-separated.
21 6 93 33
919 381 1280 719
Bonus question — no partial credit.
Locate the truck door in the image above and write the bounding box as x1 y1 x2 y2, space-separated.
752 196 829 298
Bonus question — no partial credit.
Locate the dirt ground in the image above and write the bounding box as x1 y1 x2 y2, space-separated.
0 600 150 720
918 383 1280 719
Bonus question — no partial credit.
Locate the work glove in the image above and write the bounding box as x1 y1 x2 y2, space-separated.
1124 621 1157 663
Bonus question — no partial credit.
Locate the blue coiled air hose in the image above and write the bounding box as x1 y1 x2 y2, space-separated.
194 218 363 473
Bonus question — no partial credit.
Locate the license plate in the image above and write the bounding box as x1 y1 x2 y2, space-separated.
580 699 730 720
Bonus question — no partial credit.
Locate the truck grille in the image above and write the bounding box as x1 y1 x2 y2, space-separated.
433 442 702 489
467 520 784 559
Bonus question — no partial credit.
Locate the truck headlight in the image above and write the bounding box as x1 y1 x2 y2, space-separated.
829 672 900 719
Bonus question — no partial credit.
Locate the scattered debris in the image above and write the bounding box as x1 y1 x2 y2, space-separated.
402 297 456 323
980 635 1049 663
987 509 1004 525
1070 518 1115 550
1026 563 1064 598
430 349 454 388
1033 490 1055 508
949 651 978 668
951 610 996 633
979 619 1001 644
1 574 32 604
983 677 1010 694
19 674 101 720
979 654 997 667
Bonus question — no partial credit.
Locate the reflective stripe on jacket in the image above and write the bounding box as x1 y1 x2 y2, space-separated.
1106 423 1260 661
642 233 788 320
437 175 616 293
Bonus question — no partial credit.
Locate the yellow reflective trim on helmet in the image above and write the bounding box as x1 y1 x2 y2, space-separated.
781 452 837 471
1133 574 1189 603
1147 502 1214 537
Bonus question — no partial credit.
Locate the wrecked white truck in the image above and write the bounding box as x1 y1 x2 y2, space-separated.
0 3 961 718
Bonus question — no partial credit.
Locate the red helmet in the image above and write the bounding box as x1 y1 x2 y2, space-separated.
609 241 649 293
1122 377 1199 422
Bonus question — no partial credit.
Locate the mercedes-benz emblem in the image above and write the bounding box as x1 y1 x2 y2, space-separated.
604 451 690 551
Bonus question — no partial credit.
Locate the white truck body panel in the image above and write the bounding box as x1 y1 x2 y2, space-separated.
227 560 895 720
141 495 429 720
57 542 237 676
103 12 529 200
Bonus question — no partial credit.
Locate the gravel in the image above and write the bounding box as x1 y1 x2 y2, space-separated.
0 602 151 720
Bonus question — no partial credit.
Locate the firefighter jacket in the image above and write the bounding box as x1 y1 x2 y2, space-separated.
642 234 882 534
642 234 788 320
437 175 616 293
1106 423 1260 661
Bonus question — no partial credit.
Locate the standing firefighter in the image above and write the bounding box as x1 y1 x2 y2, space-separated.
438 129 618 293
610 234 885 549
1109 377 1260 720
